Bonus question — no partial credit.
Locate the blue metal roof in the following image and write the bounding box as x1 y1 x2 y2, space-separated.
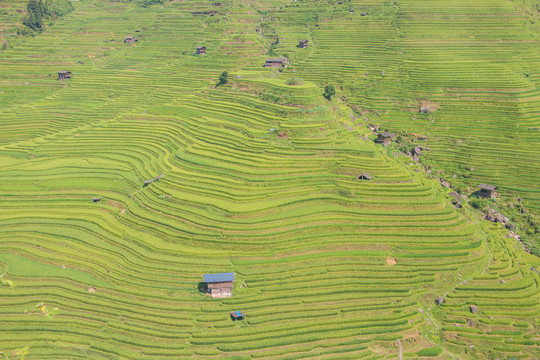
203 272 234 283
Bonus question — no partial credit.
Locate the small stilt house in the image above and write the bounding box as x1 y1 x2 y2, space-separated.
196 46 206 54
203 272 234 298
298 40 308 48
264 58 289 68
230 311 245 321
124 36 135 44
478 184 497 198
375 132 395 145
58 71 72 81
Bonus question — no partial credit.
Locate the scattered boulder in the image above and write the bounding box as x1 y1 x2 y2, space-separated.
419 106 430 114
499 278 505 284
413 146 422 156
435 297 444 306
495 213 506 223
467 319 474 327
469 305 478 314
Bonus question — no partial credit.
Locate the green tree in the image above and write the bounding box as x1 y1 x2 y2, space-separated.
323 84 335 100
23 0 48 31
218 71 228 86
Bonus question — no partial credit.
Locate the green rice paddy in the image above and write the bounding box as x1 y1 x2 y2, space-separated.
0 0 538 359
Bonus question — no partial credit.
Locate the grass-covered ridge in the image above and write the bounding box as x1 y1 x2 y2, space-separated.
0 0 538 359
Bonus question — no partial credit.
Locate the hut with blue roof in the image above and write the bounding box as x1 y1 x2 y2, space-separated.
203 272 235 298
230 311 245 321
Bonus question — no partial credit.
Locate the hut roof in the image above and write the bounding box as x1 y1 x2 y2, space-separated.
230 311 245 319
469 305 478 313
144 180 153 184
478 184 496 191
204 272 234 283
196 45 206 49
126 36 134 39
266 58 287 63
358 173 373 180
436 296 444 305
448 192 462 204
58 71 71 74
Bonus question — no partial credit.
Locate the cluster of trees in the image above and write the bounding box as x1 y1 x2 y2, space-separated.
23 0 73 32
141 0 165 8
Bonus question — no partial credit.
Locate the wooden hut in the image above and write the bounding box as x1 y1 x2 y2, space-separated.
478 184 497 198
230 311 245 321
91 197 101 203
57 71 72 81
264 58 289 68
154 174 164 181
203 272 234 298
124 36 135 44
143 179 153 187
448 192 462 205
435 297 444 306
375 131 395 145
196 46 206 54
357 173 373 180
469 305 479 314
298 40 308 48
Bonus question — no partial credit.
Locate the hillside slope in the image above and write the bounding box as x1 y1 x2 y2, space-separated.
0 0 538 359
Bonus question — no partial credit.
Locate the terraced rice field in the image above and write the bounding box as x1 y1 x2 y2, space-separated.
0 0 538 359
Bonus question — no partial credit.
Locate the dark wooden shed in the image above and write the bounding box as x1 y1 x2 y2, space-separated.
124 36 135 44
264 58 289 68
469 305 479 314
478 184 497 199
375 131 395 145
196 46 206 54
230 311 245 320
58 71 72 81
298 40 308 48
203 272 234 298
91 197 101 203
435 297 444 306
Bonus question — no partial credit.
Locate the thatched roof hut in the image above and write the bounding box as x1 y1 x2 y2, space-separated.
58 71 72 80
357 173 373 180
478 184 497 198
